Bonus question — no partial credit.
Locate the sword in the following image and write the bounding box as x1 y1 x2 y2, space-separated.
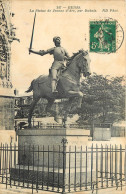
29 12 36 54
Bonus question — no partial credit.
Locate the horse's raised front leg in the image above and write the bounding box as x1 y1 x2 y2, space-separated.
66 90 83 109
28 97 40 128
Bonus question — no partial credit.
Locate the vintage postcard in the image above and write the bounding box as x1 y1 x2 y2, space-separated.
0 0 126 193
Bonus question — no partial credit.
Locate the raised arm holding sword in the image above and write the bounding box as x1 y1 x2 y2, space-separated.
29 13 70 94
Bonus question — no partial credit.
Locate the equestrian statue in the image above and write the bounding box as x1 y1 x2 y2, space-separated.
26 13 91 127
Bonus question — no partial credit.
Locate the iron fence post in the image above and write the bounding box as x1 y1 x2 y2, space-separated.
91 144 93 190
61 138 68 194
124 145 126 185
0 143 2 175
120 144 122 190
57 145 60 192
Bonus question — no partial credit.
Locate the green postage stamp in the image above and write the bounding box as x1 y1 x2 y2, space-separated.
90 20 116 53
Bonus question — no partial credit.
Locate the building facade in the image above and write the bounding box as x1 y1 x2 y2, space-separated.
0 0 18 130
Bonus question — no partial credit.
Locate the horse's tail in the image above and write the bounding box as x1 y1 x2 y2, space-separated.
25 80 34 93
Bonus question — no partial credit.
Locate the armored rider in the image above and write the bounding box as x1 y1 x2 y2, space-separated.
29 36 70 94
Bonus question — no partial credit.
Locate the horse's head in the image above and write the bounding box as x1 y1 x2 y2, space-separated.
76 49 91 77
67 49 91 79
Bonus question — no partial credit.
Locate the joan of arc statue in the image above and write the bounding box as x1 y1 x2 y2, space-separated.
29 36 70 94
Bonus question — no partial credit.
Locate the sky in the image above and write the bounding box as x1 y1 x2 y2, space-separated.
9 0 126 94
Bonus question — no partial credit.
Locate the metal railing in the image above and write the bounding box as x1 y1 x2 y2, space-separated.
0 143 126 193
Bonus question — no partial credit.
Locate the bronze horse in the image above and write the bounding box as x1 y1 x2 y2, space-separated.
26 50 91 127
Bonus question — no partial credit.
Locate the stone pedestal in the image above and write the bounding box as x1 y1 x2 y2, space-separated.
17 128 90 147
14 128 92 188
17 128 90 166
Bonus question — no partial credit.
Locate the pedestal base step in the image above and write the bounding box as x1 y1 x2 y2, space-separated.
10 166 95 188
